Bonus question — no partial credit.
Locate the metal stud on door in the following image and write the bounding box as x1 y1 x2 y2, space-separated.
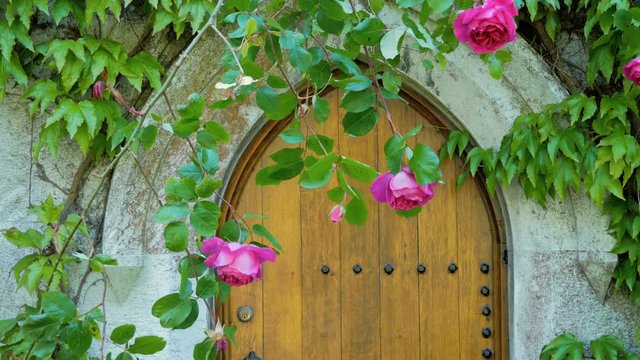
245 351 261 360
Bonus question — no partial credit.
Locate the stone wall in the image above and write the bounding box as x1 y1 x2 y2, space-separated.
1 5 639 360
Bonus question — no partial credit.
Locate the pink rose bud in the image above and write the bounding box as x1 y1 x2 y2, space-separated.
454 0 519 54
623 57 640 86
201 237 276 286
329 204 346 223
370 167 438 211
300 103 310 117
92 81 104 100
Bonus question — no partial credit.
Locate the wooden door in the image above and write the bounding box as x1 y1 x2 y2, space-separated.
221 89 507 360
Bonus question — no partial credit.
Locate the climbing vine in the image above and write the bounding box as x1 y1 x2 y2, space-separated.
0 0 639 359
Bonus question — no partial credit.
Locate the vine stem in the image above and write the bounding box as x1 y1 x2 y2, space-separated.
99 0 226 179
27 4 227 359
210 24 245 75
347 0 400 137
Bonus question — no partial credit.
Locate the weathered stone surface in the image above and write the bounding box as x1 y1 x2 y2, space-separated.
1 4 639 360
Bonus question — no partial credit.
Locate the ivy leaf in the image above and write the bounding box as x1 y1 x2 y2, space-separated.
122 52 164 91
408 144 442 184
24 80 59 116
540 333 584 360
590 335 626 360
256 86 297 120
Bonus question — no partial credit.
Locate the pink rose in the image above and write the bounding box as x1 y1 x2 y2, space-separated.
454 0 519 54
623 57 640 86
370 167 438 211
329 204 346 223
202 237 276 286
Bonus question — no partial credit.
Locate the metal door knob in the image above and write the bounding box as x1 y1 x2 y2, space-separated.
448 262 458 273
237 306 254 322
353 264 362 274
384 263 394 275
417 263 426 274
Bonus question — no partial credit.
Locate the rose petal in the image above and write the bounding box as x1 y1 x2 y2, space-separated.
370 172 394 203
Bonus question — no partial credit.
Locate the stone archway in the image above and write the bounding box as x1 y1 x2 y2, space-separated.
95 6 640 359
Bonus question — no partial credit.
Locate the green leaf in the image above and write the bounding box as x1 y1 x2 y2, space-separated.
341 89 376 113
252 224 283 252
280 128 305 144
300 153 337 189
194 337 218 360
163 221 189 252
350 18 385 46
256 86 297 120
3 228 48 249
190 201 221 237
155 203 189 224
166 177 197 201
140 125 158 150
195 274 218 299
115 352 134 360
122 52 164 91
61 321 92 356
540 333 584 360
345 195 367 225
179 254 208 278
427 0 453 13
385 135 405 173
307 134 334 155
152 293 194 329
128 336 167 355
342 107 379 136
370 0 384 12
196 176 219 198
408 144 442 184
380 27 406 60
340 157 377 183
590 335 626 360
313 96 330 123
289 46 313 72
42 291 77 322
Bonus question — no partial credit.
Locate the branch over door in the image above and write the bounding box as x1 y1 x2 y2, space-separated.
222 89 507 360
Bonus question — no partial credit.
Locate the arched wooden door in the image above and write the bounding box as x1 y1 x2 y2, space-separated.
220 89 507 359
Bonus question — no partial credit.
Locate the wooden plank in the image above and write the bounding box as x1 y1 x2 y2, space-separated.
457 174 496 358
261 139 302 359
339 90 381 360
301 90 342 359
224 161 264 360
416 117 460 360
377 100 420 359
